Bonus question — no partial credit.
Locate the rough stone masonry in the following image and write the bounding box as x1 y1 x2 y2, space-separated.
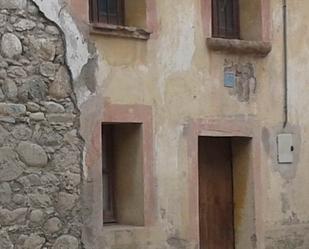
0 0 83 248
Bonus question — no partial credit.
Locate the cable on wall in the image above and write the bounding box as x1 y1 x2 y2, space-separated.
283 0 288 128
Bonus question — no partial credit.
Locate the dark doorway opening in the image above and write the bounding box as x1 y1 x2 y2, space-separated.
198 136 253 249
199 137 235 249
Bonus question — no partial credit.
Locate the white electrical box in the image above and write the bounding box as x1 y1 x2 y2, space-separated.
277 133 294 164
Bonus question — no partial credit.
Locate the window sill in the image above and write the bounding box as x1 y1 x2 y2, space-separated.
90 23 151 40
206 37 272 57
103 224 144 232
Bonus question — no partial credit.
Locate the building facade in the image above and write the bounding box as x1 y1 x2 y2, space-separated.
0 0 308 248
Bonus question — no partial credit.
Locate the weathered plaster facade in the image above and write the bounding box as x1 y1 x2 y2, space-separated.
1 0 309 248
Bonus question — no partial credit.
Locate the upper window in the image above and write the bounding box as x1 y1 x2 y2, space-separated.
205 0 272 56
212 0 240 39
89 0 148 28
89 0 156 40
90 0 125 25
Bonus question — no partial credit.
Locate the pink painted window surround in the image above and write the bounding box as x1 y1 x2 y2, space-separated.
67 0 89 24
101 104 156 228
83 103 156 239
202 0 271 42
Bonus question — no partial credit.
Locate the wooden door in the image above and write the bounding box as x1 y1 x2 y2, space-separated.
198 137 234 249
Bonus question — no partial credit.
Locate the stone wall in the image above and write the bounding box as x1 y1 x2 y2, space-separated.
0 1 83 248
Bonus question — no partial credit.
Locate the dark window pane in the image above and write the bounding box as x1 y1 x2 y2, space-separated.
218 0 227 33
91 0 124 25
107 0 118 14
98 0 107 15
212 0 239 38
102 124 115 223
103 174 111 211
225 0 234 31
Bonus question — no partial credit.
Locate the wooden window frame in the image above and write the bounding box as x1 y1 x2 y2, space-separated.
212 0 240 39
90 0 125 26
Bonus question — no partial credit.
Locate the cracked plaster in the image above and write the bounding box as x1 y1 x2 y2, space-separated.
32 0 92 107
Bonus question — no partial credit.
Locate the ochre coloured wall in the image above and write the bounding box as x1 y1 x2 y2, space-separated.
2 0 309 248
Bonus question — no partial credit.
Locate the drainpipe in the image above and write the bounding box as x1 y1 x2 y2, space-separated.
283 0 288 128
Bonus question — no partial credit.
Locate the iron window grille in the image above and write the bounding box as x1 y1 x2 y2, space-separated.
90 0 125 26
212 0 240 39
